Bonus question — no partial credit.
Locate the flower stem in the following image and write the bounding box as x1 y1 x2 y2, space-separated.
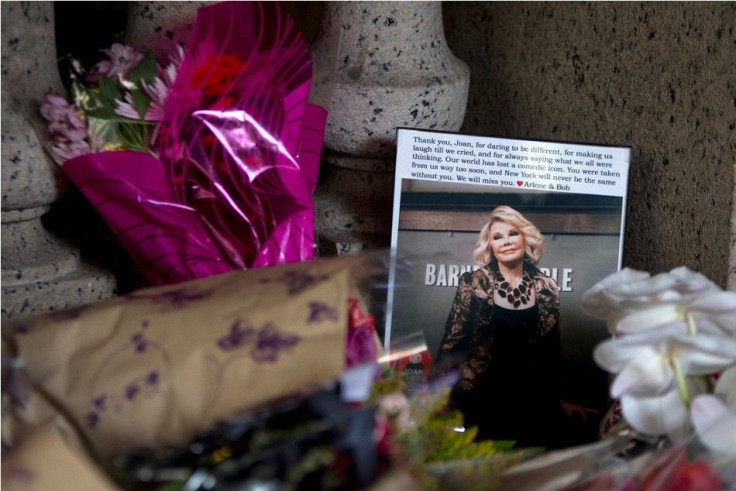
686 311 697 335
672 356 691 409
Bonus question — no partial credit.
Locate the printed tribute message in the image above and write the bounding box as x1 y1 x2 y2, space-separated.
396 128 630 197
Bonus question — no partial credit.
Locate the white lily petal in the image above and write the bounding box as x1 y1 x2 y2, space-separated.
674 334 736 375
614 303 684 333
610 351 673 398
714 365 736 407
621 390 691 440
580 268 650 318
691 394 736 457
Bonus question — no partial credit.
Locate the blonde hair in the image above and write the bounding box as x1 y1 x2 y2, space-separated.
472 206 544 266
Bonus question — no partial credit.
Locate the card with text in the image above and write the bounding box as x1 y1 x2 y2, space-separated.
386 128 631 421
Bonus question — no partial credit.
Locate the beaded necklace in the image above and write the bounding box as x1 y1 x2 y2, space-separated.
495 269 534 309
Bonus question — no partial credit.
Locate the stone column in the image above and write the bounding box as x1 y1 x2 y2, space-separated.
1 2 116 319
310 2 470 255
730 183 736 290
124 1 212 63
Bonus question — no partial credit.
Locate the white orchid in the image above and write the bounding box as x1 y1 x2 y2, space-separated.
580 266 733 336
583 266 736 455
621 378 707 442
690 366 736 457
594 325 736 439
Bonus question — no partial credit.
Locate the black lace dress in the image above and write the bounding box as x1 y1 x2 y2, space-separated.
456 303 561 447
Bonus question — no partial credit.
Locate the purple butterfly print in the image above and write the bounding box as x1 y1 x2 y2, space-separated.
307 302 339 323
146 371 159 386
126 288 211 307
125 383 140 400
250 324 301 363
132 332 148 353
85 412 100 428
9 322 29 335
93 395 107 411
217 320 256 352
261 271 330 295
49 306 86 321
3 465 36 484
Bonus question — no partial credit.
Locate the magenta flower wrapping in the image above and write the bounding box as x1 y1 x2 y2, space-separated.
52 2 327 285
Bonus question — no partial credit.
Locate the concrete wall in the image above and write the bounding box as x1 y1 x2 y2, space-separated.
442 2 735 288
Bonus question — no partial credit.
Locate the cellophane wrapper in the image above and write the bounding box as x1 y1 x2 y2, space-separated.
61 1 327 286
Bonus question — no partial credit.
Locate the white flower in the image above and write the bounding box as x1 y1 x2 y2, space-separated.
691 366 736 457
585 266 736 452
621 377 707 441
580 267 651 320
582 267 735 336
595 326 736 401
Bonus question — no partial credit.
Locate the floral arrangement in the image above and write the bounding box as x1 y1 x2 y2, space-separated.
581 266 736 457
38 1 328 286
40 43 179 163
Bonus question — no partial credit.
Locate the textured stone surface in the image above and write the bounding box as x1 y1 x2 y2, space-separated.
124 1 212 62
1 1 116 320
311 2 469 253
312 1 470 158
1 262 117 319
443 2 735 288
315 152 394 235
1 2 66 210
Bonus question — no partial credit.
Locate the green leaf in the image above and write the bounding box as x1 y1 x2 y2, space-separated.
72 82 104 114
87 117 122 151
85 77 123 119
127 51 158 118
97 77 124 106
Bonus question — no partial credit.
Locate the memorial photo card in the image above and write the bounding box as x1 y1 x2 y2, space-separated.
385 128 631 444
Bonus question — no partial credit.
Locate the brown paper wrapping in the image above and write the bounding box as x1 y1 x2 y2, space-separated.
4 254 370 464
2 421 118 491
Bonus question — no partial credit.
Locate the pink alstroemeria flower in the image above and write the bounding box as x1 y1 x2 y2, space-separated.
41 94 86 139
49 139 90 165
89 43 144 81
48 110 87 142
40 93 72 123
40 93 90 164
114 47 184 122
114 93 145 120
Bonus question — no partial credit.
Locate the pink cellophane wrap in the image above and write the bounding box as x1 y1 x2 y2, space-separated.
61 1 327 286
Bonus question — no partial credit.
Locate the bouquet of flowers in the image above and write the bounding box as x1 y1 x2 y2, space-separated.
576 266 736 487
581 267 736 454
40 1 327 286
